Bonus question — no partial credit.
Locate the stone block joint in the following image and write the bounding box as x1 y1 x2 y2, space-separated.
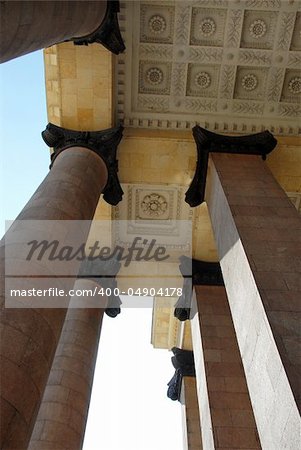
71 0 125 55
42 122 124 206
185 126 277 207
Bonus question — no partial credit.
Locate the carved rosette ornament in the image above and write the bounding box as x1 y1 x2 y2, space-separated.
241 73 258 91
148 15 166 34
141 193 168 217
288 77 301 94
199 18 216 37
195 71 211 89
71 1 125 55
249 19 267 39
42 123 124 206
146 67 164 85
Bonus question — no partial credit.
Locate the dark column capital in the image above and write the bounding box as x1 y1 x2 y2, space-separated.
167 347 195 401
185 126 277 207
72 1 125 55
42 122 124 206
78 257 122 318
174 256 224 321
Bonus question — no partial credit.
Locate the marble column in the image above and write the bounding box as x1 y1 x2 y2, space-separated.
0 0 125 63
205 153 300 449
0 124 123 449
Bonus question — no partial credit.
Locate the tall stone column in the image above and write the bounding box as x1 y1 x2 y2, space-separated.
0 124 123 449
205 153 300 449
191 285 260 450
28 280 106 450
187 126 300 449
28 260 122 450
174 257 260 448
0 0 125 63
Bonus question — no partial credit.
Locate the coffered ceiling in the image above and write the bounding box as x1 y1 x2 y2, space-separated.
115 0 301 135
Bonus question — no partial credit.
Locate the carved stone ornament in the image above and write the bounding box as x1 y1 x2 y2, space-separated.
288 77 301 94
71 1 125 55
199 18 216 37
148 15 166 34
185 126 277 208
195 71 211 89
167 369 182 401
167 347 196 401
249 19 267 39
241 73 258 91
42 122 124 206
174 256 224 322
117 2 301 134
78 257 122 317
141 193 168 217
146 67 164 85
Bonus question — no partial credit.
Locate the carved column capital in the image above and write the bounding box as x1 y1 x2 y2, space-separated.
167 348 195 401
186 126 277 207
78 257 122 318
174 256 224 321
42 123 124 206
72 1 125 55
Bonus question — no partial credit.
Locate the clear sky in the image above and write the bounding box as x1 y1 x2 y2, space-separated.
0 51 184 449
0 51 49 236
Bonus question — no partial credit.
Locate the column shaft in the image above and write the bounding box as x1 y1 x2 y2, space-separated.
205 153 300 449
182 378 203 450
28 279 105 450
191 286 260 449
0 1 107 63
0 147 108 449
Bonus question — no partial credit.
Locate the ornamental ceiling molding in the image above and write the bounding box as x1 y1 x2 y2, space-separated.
112 183 194 261
116 1 301 135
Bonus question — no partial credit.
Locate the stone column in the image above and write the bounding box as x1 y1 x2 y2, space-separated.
191 285 260 450
0 124 123 449
28 280 106 450
181 376 203 449
0 1 125 63
28 259 122 450
205 153 300 449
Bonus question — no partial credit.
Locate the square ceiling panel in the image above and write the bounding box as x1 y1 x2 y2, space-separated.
139 61 172 95
234 66 269 100
280 69 301 103
186 63 220 98
240 10 278 50
112 184 193 261
140 3 175 44
190 7 227 47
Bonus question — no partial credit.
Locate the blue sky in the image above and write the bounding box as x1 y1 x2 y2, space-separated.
0 50 184 449
0 51 49 236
